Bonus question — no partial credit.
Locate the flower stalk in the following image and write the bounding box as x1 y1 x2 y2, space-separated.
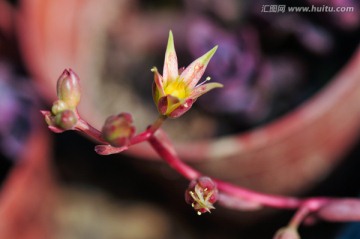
40 30 360 238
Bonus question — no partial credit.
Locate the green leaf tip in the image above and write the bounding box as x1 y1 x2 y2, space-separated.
166 30 175 54
197 45 218 66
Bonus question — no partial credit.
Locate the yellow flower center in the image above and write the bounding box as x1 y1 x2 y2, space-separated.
164 78 189 100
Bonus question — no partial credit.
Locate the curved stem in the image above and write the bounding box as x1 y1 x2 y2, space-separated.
75 118 107 144
288 198 330 228
129 115 167 144
75 114 167 148
56 110 331 216
215 181 301 209
289 206 311 229
148 135 200 180
148 133 302 209
149 115 167 134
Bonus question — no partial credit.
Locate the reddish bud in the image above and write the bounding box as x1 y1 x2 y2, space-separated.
54 109 78 130
273 227 300 239
56 69 81 109
101 113 135 147
185 176 218 215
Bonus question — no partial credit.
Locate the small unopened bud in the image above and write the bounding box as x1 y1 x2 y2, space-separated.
273 227 300 239
101 113 135 147
56 69 81 109
55 109 78 130
51 100 68 115
185 176 218 215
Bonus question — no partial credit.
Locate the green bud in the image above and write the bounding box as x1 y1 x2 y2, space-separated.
55 110 78 130
101 113 135 147
56 69 81 109
51 100 68 115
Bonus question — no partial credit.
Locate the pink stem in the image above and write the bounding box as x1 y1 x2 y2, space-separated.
129 115 167 144
215 180 301 209
75 118 107 144
75 115 166 147
68 112 336 217
288 198 330 228
148 133 302 209
74 113 304 210
289 206 311 229
148 135 200 180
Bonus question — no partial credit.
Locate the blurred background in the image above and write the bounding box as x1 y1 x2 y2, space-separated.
0 0 360 238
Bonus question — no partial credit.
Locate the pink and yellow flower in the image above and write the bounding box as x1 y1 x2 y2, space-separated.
185 177 219 215
152 31 223 118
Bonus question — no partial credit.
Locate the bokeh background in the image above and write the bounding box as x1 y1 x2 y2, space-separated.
0 0 360 238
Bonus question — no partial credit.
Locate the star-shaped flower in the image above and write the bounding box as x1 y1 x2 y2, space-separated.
185 177 219 215
152 31 223 118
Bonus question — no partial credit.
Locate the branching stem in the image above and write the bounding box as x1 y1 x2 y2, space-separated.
47 110 359 229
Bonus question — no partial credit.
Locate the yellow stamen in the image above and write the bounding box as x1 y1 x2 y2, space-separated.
164 78 189 100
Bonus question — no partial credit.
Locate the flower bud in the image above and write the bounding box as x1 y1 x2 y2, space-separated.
101 113 135 147
273 227 300 239
51 100 68 115
56 69 81 109
54 109 78 130
185 176 218 215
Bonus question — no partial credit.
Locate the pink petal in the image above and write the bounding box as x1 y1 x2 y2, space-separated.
40 110 51 117
169 99 194 118
95 145 128 155
190 82 223 99
151 67 165 95
163 31 179 81
158 96 168 115
158 95 180 115
180 45 218 88
48 126 64 133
